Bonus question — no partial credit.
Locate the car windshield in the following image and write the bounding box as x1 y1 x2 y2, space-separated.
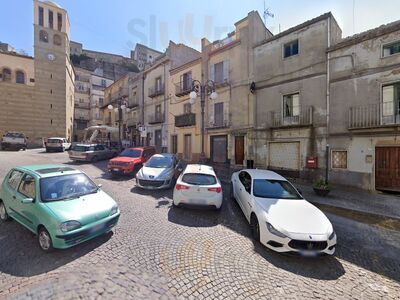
120 149 141 158
72 145 92 152
40 173 98 202
5 132 24 138
253 179 302 200
182 173 217 185
48 139 61 143
146 156 173 168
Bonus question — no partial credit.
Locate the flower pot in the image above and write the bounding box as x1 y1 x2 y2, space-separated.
313 187 330 197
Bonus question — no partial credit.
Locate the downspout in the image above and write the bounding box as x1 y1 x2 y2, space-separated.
141 72 145 146
163 62 167 152
325 16 331 184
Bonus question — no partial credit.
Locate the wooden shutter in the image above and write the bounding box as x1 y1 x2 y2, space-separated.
209 64 215 81
383 85 394 116
223 60 229 82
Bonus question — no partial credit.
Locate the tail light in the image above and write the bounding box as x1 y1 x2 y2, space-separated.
176 184 189 190
208 187 222 193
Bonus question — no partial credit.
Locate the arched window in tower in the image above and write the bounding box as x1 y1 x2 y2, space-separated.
2 68 11 82
16 71 25 84
39 30 48 43
53 34 62 46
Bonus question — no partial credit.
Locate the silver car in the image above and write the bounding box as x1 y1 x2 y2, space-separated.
136 153 181 189
68 144 118 163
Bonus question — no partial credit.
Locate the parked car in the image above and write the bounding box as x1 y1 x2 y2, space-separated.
68 144 118 163
230 169 336 256
136 153 181 189
45 137 71 152
1 132 27 151
173 164 223 210
107 146 156 176
0 165 120 252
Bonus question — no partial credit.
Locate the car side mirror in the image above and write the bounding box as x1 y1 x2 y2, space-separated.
21 198 34 204
97 184 102 189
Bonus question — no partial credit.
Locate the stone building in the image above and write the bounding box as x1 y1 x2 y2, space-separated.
328 20 400 191
201 11 269 165
168 57 202 161
131 43 163 71
253 13 342 179
0 0 74 146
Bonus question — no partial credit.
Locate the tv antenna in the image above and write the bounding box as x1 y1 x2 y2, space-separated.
263 1 274 25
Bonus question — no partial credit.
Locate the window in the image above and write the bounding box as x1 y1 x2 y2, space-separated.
18 175 36 199
383 41 400 57
8 170 23 190
184 103 191 114
79 98 84 103
16 71 25 84
238 171 252 193
382 83 400 123
284 40 299 58
99 98 104 106
283 93 300 117
253 179 302 199
331 150 347 169
57 13 62 31
181 71 192 91
214 102 224 126
38 6 44 26
214 62 224 83
48 10 53 29
171 135 178 154
101 79 106 87
2 68 11 82
53 34 61 46
39 30 48 43
155 104 161 115
155 77 162 91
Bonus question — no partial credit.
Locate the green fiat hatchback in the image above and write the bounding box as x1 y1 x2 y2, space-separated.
0 165 120 252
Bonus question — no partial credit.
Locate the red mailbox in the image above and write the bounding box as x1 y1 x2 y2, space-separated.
306 156 318 169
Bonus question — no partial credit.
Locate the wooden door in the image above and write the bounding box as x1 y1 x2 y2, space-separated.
183 134 192 161
375 147 400 191
211 135 227 163
235 136 245 165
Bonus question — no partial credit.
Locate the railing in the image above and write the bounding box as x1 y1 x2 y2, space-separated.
348 103 400 129
175 113 196 127
207 113 230 129
210 33 237 51
148 84 165 98
270 106 313 128
75 103 90 109
175 80 193 97
148 112 165 124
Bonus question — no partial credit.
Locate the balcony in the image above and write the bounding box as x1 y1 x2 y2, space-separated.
349 103 400 129
148 112 165 124
175 113 196 127
269 106 313 128
175 80 193 97
148 84 165 98
207 114 230 130
74 103 90 109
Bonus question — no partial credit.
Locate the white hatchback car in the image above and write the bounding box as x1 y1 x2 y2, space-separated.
46 137 71 152
231 169 336 256
173 164 223 210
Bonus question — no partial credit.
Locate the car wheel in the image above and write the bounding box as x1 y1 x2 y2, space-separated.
0 202 9 222
38 227 54 252
251 214 260 242
62 147 65 152
91 156 98 163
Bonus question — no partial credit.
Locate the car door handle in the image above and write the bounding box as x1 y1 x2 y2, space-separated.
247 202 252 207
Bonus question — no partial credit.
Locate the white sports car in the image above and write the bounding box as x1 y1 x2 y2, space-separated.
231 169 336 256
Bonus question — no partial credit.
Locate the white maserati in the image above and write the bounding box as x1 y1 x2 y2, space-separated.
231 169 336 256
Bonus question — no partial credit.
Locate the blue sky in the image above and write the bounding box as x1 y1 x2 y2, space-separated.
1 0 400 57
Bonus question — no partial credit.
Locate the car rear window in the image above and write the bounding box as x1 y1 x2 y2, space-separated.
182 173 217 185
47 139 62 143
5 132 24 138
72 145 93 152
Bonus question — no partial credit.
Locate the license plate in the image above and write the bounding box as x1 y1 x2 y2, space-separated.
113 168 119 172
300 250 318 257
90 223 104 233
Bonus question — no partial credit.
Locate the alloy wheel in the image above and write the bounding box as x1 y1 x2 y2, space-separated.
0 202 8 221
38 229 52 251
251 216 260 242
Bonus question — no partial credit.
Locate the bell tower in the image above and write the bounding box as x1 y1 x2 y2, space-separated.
33 0 74 140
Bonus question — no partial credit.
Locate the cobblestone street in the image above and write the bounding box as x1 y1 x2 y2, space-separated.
0 149 399 299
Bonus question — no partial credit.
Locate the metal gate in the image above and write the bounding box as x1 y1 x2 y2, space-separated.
269 142 300 171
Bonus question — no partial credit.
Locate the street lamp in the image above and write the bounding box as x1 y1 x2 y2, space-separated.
107 97 130 151
189 79 218 162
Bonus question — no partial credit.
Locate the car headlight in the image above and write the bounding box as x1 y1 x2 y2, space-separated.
266 222 287 238
329 231 336 240
60 220 81 232
110 205 119 216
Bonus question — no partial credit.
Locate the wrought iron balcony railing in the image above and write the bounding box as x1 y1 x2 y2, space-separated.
175 113 196 127
349 103 400 129
148 112 165 124
269 106 313 128
175 80 193 97
148 84 165 98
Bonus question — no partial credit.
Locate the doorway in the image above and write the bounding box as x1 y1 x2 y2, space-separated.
183 134 192 161
235 136 245 165
211 135 227 163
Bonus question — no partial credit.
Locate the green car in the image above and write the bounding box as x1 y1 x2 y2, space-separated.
0 164 120 252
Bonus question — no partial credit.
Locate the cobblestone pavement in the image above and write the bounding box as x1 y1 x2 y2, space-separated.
0 149 399 299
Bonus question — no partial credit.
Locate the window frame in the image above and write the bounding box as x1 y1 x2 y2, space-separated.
331 149 348 170
15 70 25 84
282 92 300 118
2 68 12 82
7 170 24 191
38 6 44 26
17 174 36 200
283 39 299 59
39 30 49 43
381 40 400 58
53 34 62 46
238 171 252 193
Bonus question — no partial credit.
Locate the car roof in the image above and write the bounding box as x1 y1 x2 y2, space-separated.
129 146 155 151
47 137 66 139
75 143 101 146
183 164 216 176
151 153 174 158
238 169 287 181
16 164 81 178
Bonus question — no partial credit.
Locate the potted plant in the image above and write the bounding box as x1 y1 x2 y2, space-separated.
313 179 331 197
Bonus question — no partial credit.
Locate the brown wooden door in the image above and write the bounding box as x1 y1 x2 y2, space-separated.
375 147 400 191
183 134 192 161
235 136 245 165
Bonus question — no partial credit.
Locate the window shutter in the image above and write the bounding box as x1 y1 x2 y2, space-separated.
223 60 229 82
382 85 394 116
292 94 300 116
209 64 215 81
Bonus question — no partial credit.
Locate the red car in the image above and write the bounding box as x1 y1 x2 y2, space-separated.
107 146 156 176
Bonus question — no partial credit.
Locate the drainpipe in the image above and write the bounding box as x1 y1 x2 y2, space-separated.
325 16 331 184
141 72 145 146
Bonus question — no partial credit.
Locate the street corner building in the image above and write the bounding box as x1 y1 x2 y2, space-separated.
0 0 75 147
